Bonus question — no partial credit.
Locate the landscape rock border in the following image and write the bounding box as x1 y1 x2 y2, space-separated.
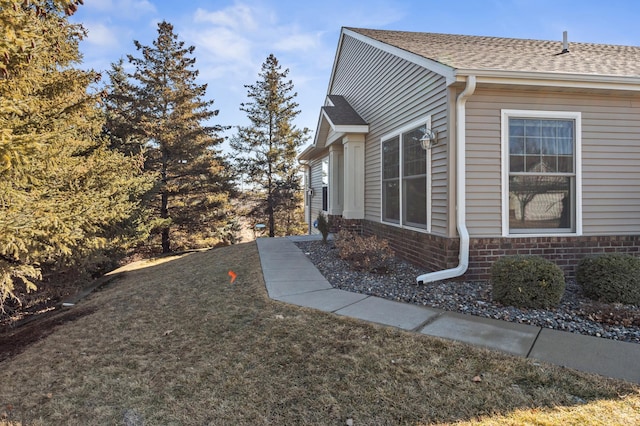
295 240 640 344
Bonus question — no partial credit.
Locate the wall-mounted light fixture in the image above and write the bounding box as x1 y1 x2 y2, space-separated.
420 128 439 150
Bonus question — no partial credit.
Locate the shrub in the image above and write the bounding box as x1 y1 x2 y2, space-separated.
490 256 565 309
334 230 395 273
576 253 640 305
316 212 332 244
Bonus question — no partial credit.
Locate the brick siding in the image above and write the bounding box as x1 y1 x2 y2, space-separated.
468 235 640 280
335 219 640 281
328 215 363 234
362 221 459 273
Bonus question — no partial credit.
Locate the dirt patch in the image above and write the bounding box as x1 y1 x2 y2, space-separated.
0 306 96 363
1 276 84 328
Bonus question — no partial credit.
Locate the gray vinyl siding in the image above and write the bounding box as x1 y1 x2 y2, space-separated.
466 88 640 237
330 35 450 236
308 156 327 234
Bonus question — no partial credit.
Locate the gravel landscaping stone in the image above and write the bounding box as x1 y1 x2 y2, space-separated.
295 240 640 344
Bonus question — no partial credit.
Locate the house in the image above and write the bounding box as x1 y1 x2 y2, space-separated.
298 27 640 283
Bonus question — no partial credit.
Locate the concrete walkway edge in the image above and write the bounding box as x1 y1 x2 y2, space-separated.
257 236 640 384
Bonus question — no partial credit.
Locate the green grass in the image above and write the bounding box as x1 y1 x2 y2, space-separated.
0 242 637 425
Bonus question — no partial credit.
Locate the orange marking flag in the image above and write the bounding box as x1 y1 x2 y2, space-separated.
228 270 237 284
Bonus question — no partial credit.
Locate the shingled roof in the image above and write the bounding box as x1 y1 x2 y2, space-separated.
322 95 367 126
299 95 369 161
347 28 640 78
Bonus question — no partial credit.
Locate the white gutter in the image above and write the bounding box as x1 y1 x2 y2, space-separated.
454 68 640 90
417 75 476 284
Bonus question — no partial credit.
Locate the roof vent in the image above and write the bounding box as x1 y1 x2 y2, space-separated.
561 30 569 54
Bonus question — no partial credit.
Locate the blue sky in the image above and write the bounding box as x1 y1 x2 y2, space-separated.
70 0 640 150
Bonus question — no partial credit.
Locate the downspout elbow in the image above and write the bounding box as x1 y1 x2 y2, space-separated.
417 75 476 284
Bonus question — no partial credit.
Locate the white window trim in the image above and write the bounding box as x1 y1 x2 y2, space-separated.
321 157 329 212
379 116 432 233
501 109 582 237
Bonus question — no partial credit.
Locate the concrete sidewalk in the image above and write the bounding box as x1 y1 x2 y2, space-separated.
257 236 640 384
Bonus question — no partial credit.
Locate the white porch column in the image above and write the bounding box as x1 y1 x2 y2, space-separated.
342 134 365 219
328 144 343 215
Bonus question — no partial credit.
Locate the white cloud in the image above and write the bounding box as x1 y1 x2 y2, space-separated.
70 1 155 52
185 2 332 81
193 5 258 32
82 0 156 20
82 21 121 49
131 0 156 14
176 1 336 140
81 0 113 11
73 1 339 135
273 32 321 52
189 27 253 66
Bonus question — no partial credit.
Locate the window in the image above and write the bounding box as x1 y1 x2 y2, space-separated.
321 158 329 211
381 119 430 230
503 110 581 235
403 127 427 227
382 136 400 222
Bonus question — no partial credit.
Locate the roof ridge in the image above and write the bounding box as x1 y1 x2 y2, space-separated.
343 27 640 78
345 27 640 50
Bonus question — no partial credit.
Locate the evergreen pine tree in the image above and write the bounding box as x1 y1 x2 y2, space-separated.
231 54 309 237
124 21 236 253
0 1 153 308
103 59 145 156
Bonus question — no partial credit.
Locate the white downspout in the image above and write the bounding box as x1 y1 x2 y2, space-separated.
417 75 476 284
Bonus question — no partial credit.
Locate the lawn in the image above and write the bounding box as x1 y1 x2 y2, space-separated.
0 242 638 425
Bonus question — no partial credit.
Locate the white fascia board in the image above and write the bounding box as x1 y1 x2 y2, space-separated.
313 111 331 146
298 144 316 161
300 112 329 161
457 69 640 91
342 28 457 86
333 124 369 133
326 129 369 147
307 113 323 148
320 109 335 127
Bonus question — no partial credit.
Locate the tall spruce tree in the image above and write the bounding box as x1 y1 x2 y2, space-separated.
231 54 309 237
103 59 145 157
0 0 153 308
123 21 236 253
101 59 160 248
